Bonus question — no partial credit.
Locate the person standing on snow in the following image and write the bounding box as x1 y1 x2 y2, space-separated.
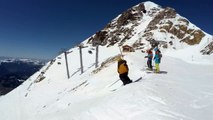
154 46 162 63
145 49 153 70
117 57 132 85
154 49 162 73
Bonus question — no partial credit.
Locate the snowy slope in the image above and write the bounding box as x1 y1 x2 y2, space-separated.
0 1 213 120
0 48 213 120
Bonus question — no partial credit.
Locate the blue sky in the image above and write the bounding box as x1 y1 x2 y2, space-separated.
0 0 212 59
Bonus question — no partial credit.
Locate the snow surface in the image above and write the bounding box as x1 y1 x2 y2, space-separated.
0 1 213 120
0 48 213 120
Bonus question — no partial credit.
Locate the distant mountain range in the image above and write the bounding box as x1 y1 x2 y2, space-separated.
0 56 48 64
0 56 47 95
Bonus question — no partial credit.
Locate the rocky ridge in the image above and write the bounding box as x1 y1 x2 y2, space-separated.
86 1 212 54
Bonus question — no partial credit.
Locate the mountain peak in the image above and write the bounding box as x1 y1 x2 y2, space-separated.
86 1 212 55
143 1 161 8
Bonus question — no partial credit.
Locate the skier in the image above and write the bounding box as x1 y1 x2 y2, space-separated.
154 49 162 73
154 46 162 63
145 49 153 70
117 57 132 85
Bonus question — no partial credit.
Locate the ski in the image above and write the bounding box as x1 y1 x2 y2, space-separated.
109 77 143 92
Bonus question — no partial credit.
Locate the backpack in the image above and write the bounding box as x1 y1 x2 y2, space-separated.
158 51 162 63
159 52 162 58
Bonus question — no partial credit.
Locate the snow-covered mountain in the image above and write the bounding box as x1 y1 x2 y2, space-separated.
0 1 212 120
0 56 47 65
0 57 46 95
87 1 212 62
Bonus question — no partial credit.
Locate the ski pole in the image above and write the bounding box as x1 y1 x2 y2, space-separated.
119 46 123 58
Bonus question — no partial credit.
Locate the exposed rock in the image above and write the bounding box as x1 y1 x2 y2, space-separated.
179 25 188 32
162 43 168 48
160 29 166 33
193 30 205 43
149 39 159 47
92 30 108 46
86 2 208 53
87 3 146 47
160 22 171 31
147 5 206 47
147 7 161 17
181 30 205 45
169 27 185 39
145 6 205 45
146 7 176 31
87 36 94 44
160 23 186 39
117 4 144 27
201 41 213 55
169 41 173 45
117 9 134 27
163 20 173 31
164 7 177 18
133 41 144 48
170 36 175 39
104 23 112 30
136 3 146 12
107 36 120 47
178 18 189 25
186 29 194 34
142 32 154 39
